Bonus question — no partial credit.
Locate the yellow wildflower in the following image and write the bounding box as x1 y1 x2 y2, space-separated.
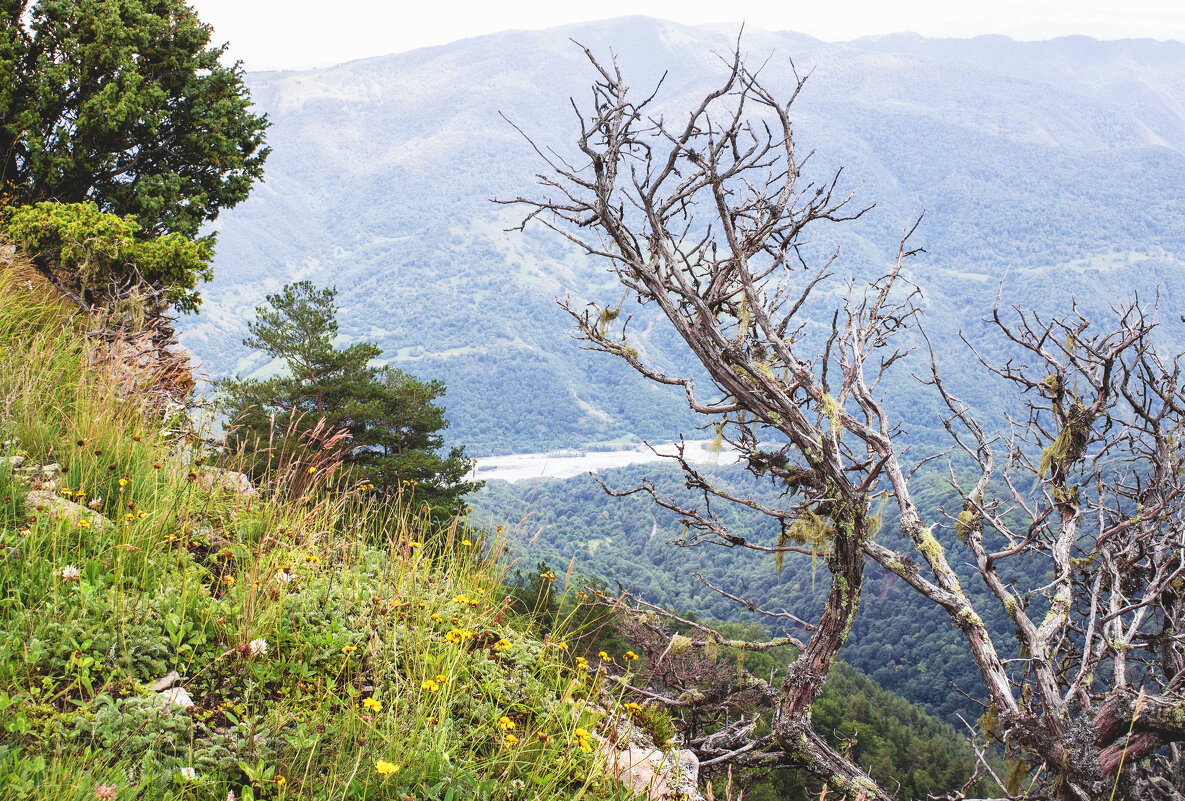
362 697 382 713
444 628 472 644
118 478 128 487
504 734 518 747
575 657 588 669
574 727 593 752
497 716 514 731
598 651 611 662
625 702 643 713
421 679 439 692
223 576 236 587
624 651 639 661
307 466 317 474
341 645 357 654
374 760 399 776
124 513 134 522
434 674 448 684
462 539 472 546
78 518 91 530
274 776 286 787
495 639 512 651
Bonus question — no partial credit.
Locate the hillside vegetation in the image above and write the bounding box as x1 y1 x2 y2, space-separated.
0 266 629 800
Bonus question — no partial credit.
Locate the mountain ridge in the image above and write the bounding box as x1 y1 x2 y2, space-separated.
182 16 1185 455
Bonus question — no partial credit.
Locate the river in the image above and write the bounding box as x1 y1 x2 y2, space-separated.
471 440 740 483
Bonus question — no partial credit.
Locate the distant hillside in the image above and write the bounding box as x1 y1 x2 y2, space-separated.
180 18 1185 454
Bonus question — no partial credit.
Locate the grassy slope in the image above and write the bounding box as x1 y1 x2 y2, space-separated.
0 268 630 800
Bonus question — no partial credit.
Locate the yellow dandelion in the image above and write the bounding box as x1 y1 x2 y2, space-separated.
374 760 399 776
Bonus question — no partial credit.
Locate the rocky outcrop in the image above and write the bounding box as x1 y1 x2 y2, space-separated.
197 467 257 497
23 490 110 531
599 711 705 801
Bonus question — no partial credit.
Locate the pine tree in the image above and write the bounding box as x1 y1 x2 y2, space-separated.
219 281 478 516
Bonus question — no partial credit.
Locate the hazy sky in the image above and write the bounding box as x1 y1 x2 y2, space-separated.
188 0 1185 71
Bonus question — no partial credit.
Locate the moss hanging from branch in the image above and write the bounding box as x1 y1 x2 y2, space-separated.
1038 400 1091 478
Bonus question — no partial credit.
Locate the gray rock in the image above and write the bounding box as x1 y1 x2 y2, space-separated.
150 670 181 692
23 490 110 531
159 686 193 708
0 455 25 470
197 467 257 497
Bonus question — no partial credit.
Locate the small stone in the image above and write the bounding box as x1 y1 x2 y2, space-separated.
150 670 181 692
159 686 193 708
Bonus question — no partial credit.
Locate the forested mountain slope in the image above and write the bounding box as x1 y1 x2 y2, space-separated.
180 18 1185 455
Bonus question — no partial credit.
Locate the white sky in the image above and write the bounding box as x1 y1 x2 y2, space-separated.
188 0 1185 71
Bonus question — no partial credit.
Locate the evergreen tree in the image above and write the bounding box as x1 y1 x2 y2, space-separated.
0 0 269 239
219 281 478 516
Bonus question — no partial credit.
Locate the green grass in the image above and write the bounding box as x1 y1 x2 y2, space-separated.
0 269 635 800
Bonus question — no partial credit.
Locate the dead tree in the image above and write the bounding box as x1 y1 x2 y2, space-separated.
503 40 1185 801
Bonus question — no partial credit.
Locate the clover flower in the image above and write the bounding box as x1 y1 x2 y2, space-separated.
275 570 294 584
179 767 196 781
60 564 80 582
94 783 117 800
248 638 268 657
